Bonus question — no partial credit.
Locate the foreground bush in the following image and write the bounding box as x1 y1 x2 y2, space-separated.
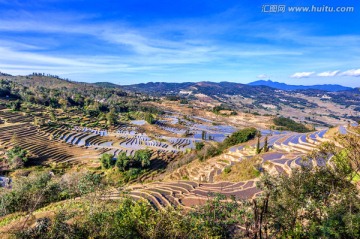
13 195 254 239
0 171 102 217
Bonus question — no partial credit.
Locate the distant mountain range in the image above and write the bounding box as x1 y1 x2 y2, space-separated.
248 80 353 92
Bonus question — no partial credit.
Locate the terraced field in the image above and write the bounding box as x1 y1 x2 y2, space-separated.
168 128 331 182
2 103 350 210
105 126 346 209
105 180 261 210
0 110 99 164
0 123 98 163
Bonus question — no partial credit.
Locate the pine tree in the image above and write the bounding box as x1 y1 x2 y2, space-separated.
256 131 262 154
263 136 269 153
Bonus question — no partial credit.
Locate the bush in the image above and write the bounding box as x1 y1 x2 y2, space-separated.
223 166 232 174
6 146 28 169
259 166 360 238
13 195 254 239
115 149 152 172
0 171 103 217
273 116 311 133
100 153 114 169
222 127 257 149
195 142 205 150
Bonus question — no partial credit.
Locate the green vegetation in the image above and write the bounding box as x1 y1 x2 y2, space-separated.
13 194 253 239
144 112 155 124
273 116 311 133
195 141 204 150
217 157 261 181
179 98 188 104
0 78 162 129
197 127 257 161
259 166 360 238
11 100 21 111
222 127 257 149
99 149 153 182
0 171 102 217
100 153 115 169
5 146 28 169
263 135 269 153
1 127 360 238
212 103 232 115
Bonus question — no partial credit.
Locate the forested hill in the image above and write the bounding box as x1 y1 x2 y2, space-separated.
248 80 353 92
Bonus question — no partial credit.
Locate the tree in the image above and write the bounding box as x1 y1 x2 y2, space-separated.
58 98 69 109
195 142 205 151
255 131 262 154
99 154 114 169
263 136 269 153
6 146 28 169
134 149 152 168
106 109 117 126
201 131 207 140
222 127 257 148
254 126 360 238
115 152 130 171
312 126 360 181
11 100 21 111
144 113 154 124
49 111 56 122
258 166 360 238
33 117 45 126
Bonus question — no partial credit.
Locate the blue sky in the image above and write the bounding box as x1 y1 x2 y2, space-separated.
0 0 359 86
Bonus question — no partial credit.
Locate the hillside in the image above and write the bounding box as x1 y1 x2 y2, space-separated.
0 72 359 238
248 80 353 92
121 81 360 127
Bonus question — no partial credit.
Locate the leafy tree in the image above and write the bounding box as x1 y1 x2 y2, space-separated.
6 146 28 169
11 100 21 111
258 167 360 238
222 127 257 149
144 113 154 124
134 149 152 168
115 152 130 171
273 116 310 133
195 142 205 150
99 153 114 169
106 109 117 126
313 126 360 180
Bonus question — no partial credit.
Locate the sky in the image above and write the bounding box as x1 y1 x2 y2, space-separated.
0 0 359 86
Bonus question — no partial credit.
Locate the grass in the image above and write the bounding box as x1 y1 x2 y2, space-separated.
352 173 360 183
215 157 261 182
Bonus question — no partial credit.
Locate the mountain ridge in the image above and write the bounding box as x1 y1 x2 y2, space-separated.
248 80 353 92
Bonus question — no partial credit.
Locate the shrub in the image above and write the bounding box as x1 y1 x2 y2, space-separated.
99 153 114 169
6 146 28 169
195 142 205 150
273 116 311 133
222 127 257 149
0 171 103 217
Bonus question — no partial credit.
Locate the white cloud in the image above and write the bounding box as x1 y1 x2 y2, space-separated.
317 70 339 77
340 69 360 77
257 74 270 79
290 72 314 78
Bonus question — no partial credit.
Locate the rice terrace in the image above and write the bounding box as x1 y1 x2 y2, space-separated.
1 1 360 238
